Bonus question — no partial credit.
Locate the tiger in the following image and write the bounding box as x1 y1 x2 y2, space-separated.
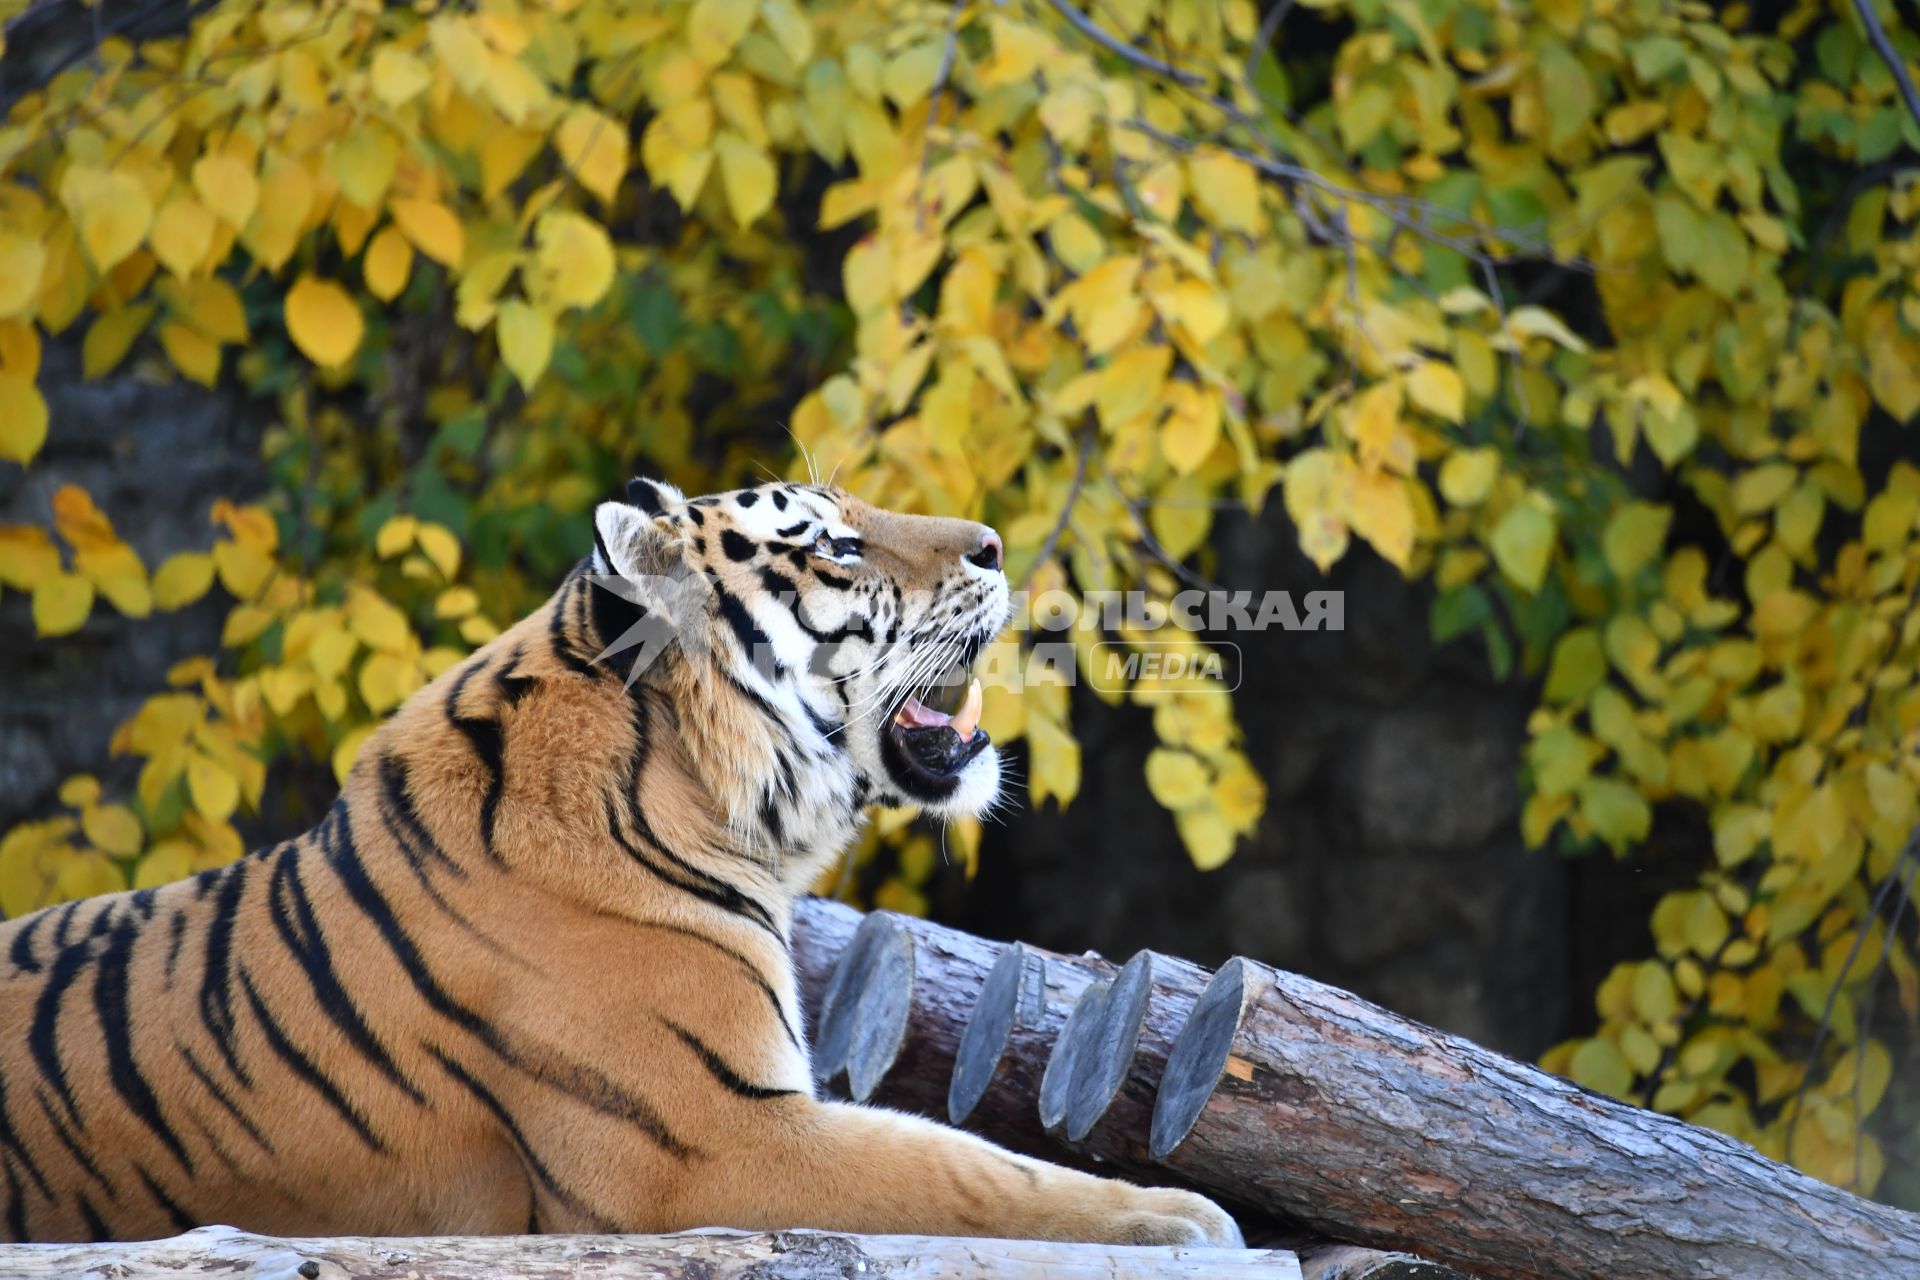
0 477 1241 1246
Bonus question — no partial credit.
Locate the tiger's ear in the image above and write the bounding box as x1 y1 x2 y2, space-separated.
593 485 684 578
625 475 685 514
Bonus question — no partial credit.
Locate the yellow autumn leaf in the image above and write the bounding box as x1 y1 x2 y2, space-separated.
557 107 629 206
390 198 465 269
1160 383 1221 475
284 275 365 369
0 525 61 589
192 153 259 228
435 586 479 619
335 122 400 209
1348 470 1416 571
173 277 249 344
1188 150 1262 233
1095 345 1171 429
363 226 413 302
376 516 418 561
416 524 461 580
186 752 240 822
0 234 46 317
0 372 49 466
32 572 93 636
460 615 500 645
1602 503 1671 582
159 321 221 386
59 775 101 807
1174 804 1237 871
347 587 412 652
533 210 614 310
332 724 377 784
1284 448 1354 572
133 840 194 889
716 135 776 228
75 541 151 617
61 166 154 271
688 0 755 64
152 551 216 608
57 852 125 902
358 650 420 713
212 538 274 599
1407 360 1466 423
1347 382 1413 475
1490 500 1557 592
83 305 154 377
497 300 554 390
1439 447 1499 506
248 161 314 273
1145 747 1210 809
83 803 142 856
149 195 213 280
371 45 432 104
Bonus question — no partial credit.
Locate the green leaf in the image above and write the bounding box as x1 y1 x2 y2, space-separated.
1631 35 1687 83
1430 583 1492 644
1580 777 1652 852
628 281 681 357
1602 503 1671 582
435 407 486 459
1490 502 1557 592
1544 627 1607 703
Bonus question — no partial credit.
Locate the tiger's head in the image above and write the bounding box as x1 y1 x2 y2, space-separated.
587 476 1010 856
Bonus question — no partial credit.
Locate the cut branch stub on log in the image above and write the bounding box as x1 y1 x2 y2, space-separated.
1062 950 1156 1143
810 910 914 1101
1037 975 1111 1135
948 940 1028 1125
0 1225 1305 1280
1152 956 1269 1160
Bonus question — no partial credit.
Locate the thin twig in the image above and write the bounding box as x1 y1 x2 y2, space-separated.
1245 0 1296 81
1018 416 1096 594
1850 842 1920 1186
1118 116 1581 269
1784 820 1920 1156
1852 0 1920 129
1042 0 1204 86
916 7 963 232
1100 468 1221 593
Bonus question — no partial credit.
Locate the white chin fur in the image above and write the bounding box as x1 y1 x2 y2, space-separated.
923 744 1003 820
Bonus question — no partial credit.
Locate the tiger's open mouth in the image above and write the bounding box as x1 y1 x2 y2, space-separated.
885 650 990 786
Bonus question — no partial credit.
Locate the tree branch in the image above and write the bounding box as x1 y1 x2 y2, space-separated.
1018 416 1096 594
1043 0 1205 87
1852 0 1920 129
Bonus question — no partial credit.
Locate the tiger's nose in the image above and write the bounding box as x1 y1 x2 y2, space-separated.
966 528 1004 573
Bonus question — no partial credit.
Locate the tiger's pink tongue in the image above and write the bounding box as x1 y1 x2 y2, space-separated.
894 678 984 739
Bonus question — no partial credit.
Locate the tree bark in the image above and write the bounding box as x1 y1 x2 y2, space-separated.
790 898 1920 1280
0 1224 1303 1278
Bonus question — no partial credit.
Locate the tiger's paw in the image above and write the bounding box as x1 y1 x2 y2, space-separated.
1101 1188 1244 1248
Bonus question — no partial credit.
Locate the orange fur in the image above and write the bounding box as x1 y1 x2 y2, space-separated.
0 481 1237 1246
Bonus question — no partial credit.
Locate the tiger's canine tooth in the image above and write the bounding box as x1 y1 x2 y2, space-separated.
951 678 983 740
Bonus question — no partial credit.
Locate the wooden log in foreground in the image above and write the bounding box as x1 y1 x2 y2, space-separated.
0 1224 1303 1279
791 898 1920 1280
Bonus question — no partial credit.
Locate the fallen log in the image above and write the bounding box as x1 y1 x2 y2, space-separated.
790 898 1920 1280
0 1224 1303 1278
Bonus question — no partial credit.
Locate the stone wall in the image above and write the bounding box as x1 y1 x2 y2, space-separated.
0 342 264 834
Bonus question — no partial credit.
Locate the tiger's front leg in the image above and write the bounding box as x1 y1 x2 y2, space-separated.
639 1096 1242 1246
